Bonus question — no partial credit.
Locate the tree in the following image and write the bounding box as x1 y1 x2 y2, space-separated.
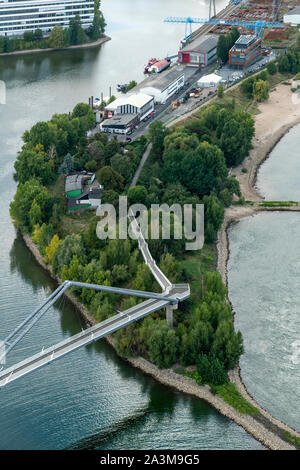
217 84 224 98
89 0 106 40
203 193 224 243
10 179 53 232
149 321 179 368
253 79 269 102
162 141 228 198
97 166 124 192
197 354 228 385
51 234 86 274
34 29 43 41
278 54 290 73
103 138 120 164
44 234 61 264
14 147 54 184
58 153 74 175
149 121 168 159
217 34 229 63
72 102 91 119
69 15 85 45
87 140 104 162
49 26 64 49
159 253 178 283
211 320 244 371
111 153 134 181
23 31 34 42
29 199 42 227
127 185 147 205
267 61 277 75
240 76 256 98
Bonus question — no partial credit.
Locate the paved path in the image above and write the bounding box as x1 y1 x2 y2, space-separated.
130 142 152 188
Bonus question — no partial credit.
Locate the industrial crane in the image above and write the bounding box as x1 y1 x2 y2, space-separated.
164 17 285 41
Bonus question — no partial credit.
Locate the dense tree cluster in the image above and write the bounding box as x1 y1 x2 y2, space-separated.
115 271 243 380
14 103 96 187
216 28 240 63
240 70 270 102
139 106 252 244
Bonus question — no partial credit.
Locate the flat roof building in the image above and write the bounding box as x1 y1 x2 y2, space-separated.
229 35 262 69
135 65 185 104
100 114 139 134
178 34 219 67
105 93 154 120
284 6 300 25
0 0 94 37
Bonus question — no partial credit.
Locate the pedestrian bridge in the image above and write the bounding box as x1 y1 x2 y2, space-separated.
0 203 190 388
0 281 189 388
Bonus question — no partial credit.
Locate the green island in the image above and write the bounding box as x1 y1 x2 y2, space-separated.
9 36 300 448
0 0 105 54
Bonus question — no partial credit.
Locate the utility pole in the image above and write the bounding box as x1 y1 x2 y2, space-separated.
272 0 280 22
209 0 216 19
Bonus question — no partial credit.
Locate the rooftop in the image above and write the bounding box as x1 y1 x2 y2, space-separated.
65 172 99 195
198 73 222 84
102 114 138 126
285 6 300 15
105 93 153 111
65 174 84 193
136 65 185 92
181 34 219 53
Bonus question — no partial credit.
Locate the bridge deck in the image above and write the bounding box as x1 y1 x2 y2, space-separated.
0 285 189 388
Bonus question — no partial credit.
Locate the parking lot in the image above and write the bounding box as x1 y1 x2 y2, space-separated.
217 50 277 84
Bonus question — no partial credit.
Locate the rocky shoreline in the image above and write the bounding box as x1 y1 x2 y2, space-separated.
22 232 298 450
0 35 111 57
20 83 300 451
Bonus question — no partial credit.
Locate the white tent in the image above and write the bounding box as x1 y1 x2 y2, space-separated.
197 73 222 88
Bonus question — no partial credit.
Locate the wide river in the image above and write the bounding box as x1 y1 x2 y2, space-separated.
228 124 300 432
0 0 264 450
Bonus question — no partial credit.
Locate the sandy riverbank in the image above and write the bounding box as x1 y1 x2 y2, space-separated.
231 83 300 201
216 83 300 443
0 36 111 57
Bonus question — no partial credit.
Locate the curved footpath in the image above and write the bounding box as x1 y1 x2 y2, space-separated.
0 35 111 57
21 83 300 450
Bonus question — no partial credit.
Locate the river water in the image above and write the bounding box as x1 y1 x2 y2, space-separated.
0 0 264 451
228 125 300 432
256 123 300 201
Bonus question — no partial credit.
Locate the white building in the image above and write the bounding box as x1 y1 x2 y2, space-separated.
137 66 185 104
284 6 300 26
197 73 222 88
0 0 94 36
105 93 154 120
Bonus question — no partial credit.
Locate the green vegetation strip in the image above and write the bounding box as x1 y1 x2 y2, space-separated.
283 431 300 449
213 383 260 416
259 201 298 207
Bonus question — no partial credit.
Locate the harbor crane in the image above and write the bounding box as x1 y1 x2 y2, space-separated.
164 17 285 41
